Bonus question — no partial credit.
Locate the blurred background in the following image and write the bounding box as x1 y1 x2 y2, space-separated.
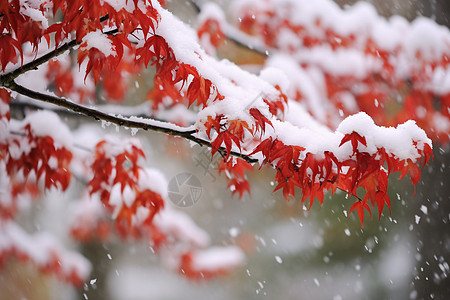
1 0 450 299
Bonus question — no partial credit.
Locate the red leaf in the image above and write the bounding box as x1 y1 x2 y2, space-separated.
249 108 272 133
0 35 22 71
250 137 274 165
349 199 372 228
374 191 388 220
210 131 241 159
228 178 251 198
339 131 367 155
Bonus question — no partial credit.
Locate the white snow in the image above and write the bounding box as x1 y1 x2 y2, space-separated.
138 168 169 199
19 0 49 29
197 2 226 28
269 111 431 162
0 220 91 280
153 207 210 247
81 30 116 57
295 46 383 79
403 17 450 62
266 55 330 123
420 205 428 215
432 66 450 95
16 110 73 148
189 246 245 271
126 115 196 133
152 1 283 130
231 0 450 95
109 183 124 219
102 0 135 12
68 194 106 226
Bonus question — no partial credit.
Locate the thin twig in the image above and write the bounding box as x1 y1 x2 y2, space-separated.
10 99 165 123
0 8 259 164
0 28 118 86
7 81 258 164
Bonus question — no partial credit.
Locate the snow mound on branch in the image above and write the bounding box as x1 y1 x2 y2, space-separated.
189 246 245 271
19 0 49 29
273 112 431 162
296 46 383 79
197 2 226 27
267 54 331 123
102 0 135 12
138 168 169 200
336 112 431 160
10 110 73 148
0 220 91 281
153 207 211 248
153 1 286 127
432 66 450 95
233 0 450 81
81 30 116 57
403 17 450 62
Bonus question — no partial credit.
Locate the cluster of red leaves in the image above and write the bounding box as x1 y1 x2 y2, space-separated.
0 89 40 217
59 0 158 98
0 222 87 287
0 0 45 70
48 0 159 46
197 19 225 48
2 0 228 110
46 59 93 102
235 2 450 141
70 218 111 243
0 95 84 284
202 106 280 200
208 117 246 159
77 40 121 84
1 0 160 101
142 37 224 109
178 251 230 280
68 197 167 251
263 85 287 117
0 245 86 286
251 132 433 227
205 105 275 159
218 158 253 198
5 125 72 191
0 122 70 218
88 139 164 238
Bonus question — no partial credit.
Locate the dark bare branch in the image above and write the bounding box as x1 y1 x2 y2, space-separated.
8 81 258 164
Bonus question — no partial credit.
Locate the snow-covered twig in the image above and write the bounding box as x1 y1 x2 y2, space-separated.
7 81 258 163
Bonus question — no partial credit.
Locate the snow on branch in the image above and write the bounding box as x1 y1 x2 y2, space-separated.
0 0 442 288
0 220 91 286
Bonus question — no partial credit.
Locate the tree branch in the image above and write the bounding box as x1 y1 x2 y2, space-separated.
0 8 259 164
0 40 78 86
7 81 258 164
10 99 164 123
0 28 118 87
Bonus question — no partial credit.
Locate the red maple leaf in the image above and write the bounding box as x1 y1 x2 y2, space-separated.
339 131 367 155
249 108 272 133
210 131 241 159
349 199 372 228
